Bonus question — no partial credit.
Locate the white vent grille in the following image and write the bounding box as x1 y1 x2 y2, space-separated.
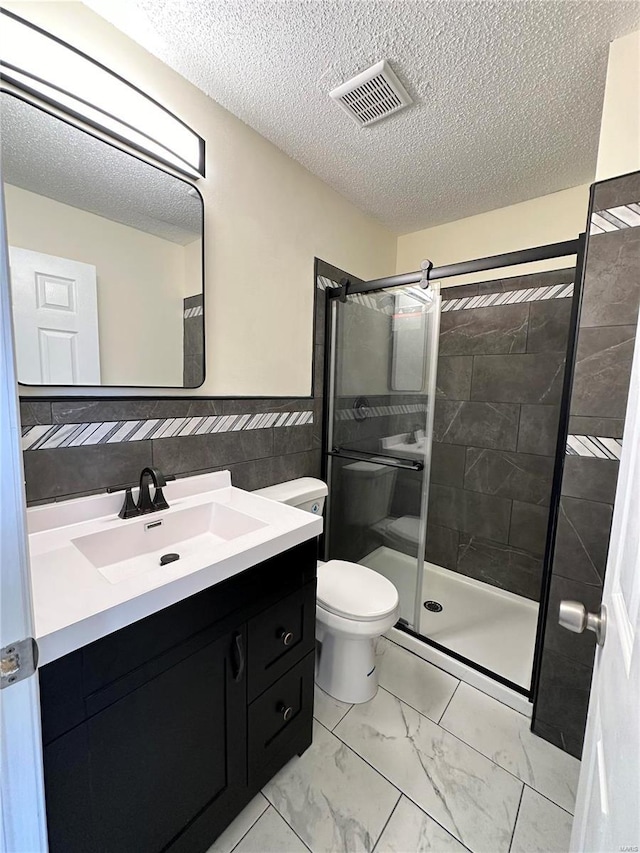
330 60 412 127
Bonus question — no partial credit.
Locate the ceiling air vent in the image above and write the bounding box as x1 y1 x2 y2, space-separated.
330 60 412 127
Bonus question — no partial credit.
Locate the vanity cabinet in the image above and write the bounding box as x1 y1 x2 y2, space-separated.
38 539 317 853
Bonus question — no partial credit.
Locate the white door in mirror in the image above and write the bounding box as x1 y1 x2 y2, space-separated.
9 246 100 384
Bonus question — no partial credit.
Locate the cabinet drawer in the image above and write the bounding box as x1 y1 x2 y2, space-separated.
247 581 316 701
248 651 314 788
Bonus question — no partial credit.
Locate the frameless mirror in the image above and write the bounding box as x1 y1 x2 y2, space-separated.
1 92 204 388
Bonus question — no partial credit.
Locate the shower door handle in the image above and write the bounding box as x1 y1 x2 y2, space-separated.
558 600 607 647
329 448 424 472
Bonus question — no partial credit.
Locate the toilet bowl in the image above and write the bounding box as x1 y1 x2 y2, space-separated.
254 477 400 704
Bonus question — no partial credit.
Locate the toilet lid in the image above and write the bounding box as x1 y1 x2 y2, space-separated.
385 515 420 545
317 560 399 622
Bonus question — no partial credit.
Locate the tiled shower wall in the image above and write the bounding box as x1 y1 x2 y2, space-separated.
19 273 327 505
533 170 640 758
427 270 575 601
182 294 204 388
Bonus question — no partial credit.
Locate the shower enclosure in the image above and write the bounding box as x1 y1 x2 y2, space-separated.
320 241 582 696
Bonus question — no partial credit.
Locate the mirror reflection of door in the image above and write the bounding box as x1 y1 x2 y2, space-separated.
9 247 100 385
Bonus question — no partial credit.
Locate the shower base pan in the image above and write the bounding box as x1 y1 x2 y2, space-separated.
360 546 538 690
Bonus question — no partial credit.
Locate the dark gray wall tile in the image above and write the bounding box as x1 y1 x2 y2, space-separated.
315 289 327 346
567 415 625 439
477 268 575 295
431 442 466 487
441 284 479 300
592 171 640 210
456 535 543 600
183 315 204 356
434 400 519 450
562 457 620 504
314 343 325 398
580 228 640 328
51 399 224 423
553 496 613 587
425 523 459 570
428 484 512 542
24 441 152 503
534 649 594 758
464 447 554 505
19 401 52 426
527 299 573 353
543 575 601 667
436 356 473 400
517 405 561 456
439 303 529 356
220 398 313 415
228 450 321 492
471 352 565 405
152 429 274 476
509 500 550 556
273 424 315 455
571 325 636 419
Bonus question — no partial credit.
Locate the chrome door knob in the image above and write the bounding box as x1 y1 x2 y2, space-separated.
559 600 607 647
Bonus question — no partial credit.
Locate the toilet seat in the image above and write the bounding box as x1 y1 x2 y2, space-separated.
317 560 399 622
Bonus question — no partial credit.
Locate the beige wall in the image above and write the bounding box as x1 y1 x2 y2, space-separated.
6 2 396 398
596 29 640 182
396 185 590 285
5 183 188 386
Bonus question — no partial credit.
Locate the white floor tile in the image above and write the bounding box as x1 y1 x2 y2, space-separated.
510 787 573 853
335 688 522 853
374 795 467 853
313 684 352 730
440 682 580 813
206 794 269 853
263 720 399 853
377 637 459 722
233 806 309 853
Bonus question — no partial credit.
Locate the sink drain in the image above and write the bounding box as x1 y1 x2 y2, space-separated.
423 600 443 613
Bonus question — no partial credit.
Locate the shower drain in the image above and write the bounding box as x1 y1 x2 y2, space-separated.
423 600 443 613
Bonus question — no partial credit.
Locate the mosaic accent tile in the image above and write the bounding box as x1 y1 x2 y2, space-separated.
183 304 203 318
21 410 313 451
590 201 640 235
334 402 427 421
441 283 573 312
565 435 622 459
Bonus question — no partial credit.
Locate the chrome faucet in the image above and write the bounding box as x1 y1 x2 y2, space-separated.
116 467 171 519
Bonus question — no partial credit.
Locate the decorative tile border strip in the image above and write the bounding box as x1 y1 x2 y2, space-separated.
442 282 574 312
590 202 640 235
21 410 313 451
183 305 203 318
335 402 427 421
566 435 622 460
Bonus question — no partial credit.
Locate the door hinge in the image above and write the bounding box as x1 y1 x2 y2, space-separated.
0 637 39 689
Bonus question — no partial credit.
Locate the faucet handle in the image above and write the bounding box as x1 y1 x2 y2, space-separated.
152 486 169 511
118 487 141 519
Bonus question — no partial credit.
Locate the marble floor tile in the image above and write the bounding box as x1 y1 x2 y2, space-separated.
233 806 309 853
374 795 467 853
206 794 269 853
377 638 459 722
439 682 580 813
313 684 352 730
335 688 522 853
263 720 399 853
510 787 573 853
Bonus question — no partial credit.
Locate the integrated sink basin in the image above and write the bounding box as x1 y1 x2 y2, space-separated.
72 500 268 584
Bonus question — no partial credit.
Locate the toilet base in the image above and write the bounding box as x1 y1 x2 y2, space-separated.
315 633 378 704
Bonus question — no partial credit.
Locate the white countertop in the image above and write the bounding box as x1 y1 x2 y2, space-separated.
27 471 322 665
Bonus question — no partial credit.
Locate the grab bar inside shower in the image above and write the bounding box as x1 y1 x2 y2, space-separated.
329 447 424 472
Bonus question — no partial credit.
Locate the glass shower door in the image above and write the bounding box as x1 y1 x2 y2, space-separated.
324 282 441 631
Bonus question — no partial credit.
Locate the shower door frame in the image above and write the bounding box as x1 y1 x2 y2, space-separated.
321 235 585 699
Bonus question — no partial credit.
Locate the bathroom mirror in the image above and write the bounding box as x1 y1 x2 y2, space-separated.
1 92 204 388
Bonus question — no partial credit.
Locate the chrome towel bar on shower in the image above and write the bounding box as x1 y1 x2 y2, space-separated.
329 447 424 472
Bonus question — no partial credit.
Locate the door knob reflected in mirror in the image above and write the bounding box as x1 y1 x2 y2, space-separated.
558 600 607 647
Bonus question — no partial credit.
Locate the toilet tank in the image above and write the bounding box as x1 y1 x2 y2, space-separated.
341 461 397 527
254 477 328 516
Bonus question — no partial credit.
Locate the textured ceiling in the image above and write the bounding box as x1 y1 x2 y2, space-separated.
85 1 640 234
0 93 202 244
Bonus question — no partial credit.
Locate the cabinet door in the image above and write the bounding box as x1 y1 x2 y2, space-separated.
44 628 247 853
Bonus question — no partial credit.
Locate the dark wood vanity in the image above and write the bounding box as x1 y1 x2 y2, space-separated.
38 539 317 853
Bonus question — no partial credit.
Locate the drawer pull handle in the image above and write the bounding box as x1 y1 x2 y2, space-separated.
277 702 293 722
277 628 294 646
232 632 245 683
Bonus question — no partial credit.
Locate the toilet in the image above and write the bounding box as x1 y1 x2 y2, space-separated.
254 477 400 704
